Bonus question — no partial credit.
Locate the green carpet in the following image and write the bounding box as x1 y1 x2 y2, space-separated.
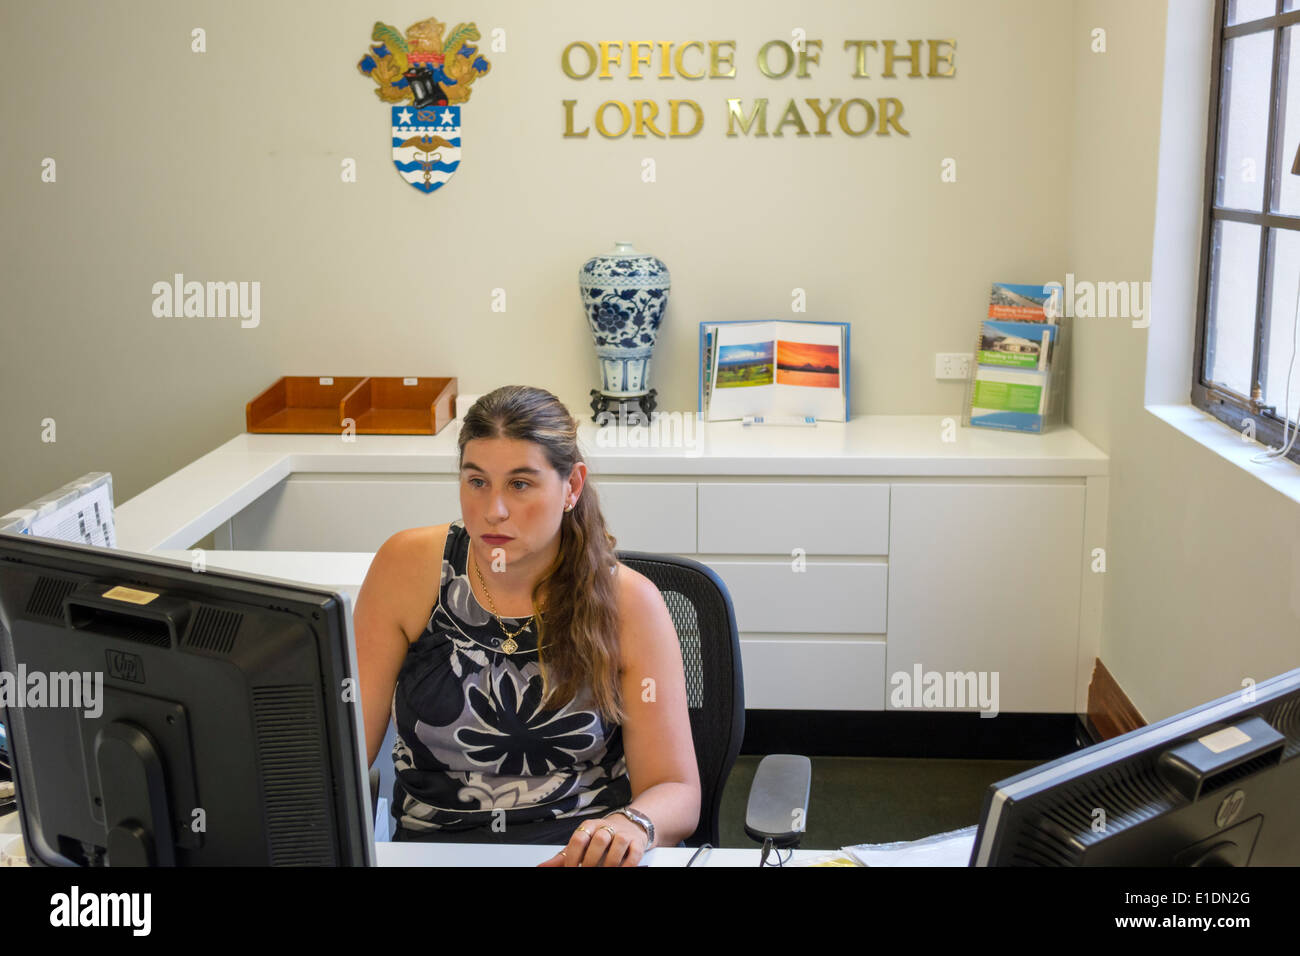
718 755 1042 852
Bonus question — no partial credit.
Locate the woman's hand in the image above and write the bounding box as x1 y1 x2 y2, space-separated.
537 814 651 867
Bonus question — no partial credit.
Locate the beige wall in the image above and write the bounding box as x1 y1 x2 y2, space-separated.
0 0 1071 507
1 1 1296 722
1073 0 1300 722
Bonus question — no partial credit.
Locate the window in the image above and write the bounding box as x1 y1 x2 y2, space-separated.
1194 0 1300 465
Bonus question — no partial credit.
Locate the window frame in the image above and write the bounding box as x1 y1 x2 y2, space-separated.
1192 0 1300 466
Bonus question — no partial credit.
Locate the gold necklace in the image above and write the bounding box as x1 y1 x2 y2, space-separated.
470 546 537 655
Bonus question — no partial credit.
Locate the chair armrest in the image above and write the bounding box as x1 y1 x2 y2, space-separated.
743 754 811 848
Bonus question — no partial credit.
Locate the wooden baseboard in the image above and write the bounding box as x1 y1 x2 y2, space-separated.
1087 659 1146 740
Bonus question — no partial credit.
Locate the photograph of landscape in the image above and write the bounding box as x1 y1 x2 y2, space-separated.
775 341 840 387
715 341 774 388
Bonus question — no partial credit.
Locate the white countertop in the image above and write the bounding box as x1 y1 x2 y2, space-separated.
115 415 1107 552
0 808 960 866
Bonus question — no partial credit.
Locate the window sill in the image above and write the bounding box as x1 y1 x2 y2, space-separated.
1145 404 1300 506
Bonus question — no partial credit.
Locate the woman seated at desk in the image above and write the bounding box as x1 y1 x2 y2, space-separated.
355 385 701 866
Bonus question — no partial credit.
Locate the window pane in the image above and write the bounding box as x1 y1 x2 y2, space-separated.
1262 228 1300 425
1272 26 1300 213
1231 0 1278 23
1206 220 1262 396
1217 31 1274 211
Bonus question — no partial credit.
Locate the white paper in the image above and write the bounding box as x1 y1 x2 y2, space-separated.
844 825 977 867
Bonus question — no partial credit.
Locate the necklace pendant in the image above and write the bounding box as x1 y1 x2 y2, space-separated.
501 637 518 655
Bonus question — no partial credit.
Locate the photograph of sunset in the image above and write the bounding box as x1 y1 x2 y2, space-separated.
776 341 841 388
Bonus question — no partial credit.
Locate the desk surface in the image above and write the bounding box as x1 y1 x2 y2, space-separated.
0 810 836 867
115 416 1108 551
376 841 832 867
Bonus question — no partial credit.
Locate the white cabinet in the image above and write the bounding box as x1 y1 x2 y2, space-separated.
594 482 696 553
214 458 1099 714
228 476 696 554
884 482 1086 713
698 483 889 554
695 481 891 711
707 559 887 634
229 476 459 550
741 637 888 709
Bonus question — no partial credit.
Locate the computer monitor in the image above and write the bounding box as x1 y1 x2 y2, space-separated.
970 666 1300 866
0 531 375 866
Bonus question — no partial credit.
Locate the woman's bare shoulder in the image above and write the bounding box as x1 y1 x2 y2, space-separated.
388 523 452 552
613 562 654 598
611 563 680 672
613 564 666 629
371 524 453 642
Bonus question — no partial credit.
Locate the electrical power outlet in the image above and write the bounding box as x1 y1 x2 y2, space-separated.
935 353 972 379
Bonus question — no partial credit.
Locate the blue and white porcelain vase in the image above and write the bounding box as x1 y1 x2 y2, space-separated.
579 241 671 403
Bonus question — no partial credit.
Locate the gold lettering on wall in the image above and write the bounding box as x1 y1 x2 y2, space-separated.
877 97 909 135
562 41 597 79
627 41 655 78
844 40 879 78
560 36 954 138
774 99 810 137
727 98 768 136
757 40 794 79
838 99 875 136
562 99 590 137
795 39 823 77
709 41 737 78
595 100 631 136
882 39 924 78
803 98 841 136
928 39 957 77
670 99 705 136
674 40 706 79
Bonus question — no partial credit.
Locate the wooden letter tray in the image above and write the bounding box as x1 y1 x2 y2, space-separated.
246 376 458 435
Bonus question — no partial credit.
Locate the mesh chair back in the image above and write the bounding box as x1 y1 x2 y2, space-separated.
615 551 744 847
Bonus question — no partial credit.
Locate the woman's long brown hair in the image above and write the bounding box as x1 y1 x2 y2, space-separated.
458 385 625 724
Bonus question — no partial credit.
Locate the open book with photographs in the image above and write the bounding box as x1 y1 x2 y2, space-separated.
699 320 850 422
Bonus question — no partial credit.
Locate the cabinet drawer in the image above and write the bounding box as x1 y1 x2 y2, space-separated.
706 560 887 633
741 637 887 709
596 481 696 554
698 483 889 555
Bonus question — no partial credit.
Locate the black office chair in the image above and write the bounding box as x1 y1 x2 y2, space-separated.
615 551 745 848
617 551 812 858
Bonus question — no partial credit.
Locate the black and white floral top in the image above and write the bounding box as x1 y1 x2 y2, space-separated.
391 518 632 833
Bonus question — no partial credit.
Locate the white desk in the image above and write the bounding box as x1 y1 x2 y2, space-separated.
115 417 1108 553
0 807 836 866
0 808 961 866
376 841 832 867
